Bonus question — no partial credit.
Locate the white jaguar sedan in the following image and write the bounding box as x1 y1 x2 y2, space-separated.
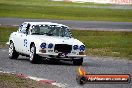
8 22 86 65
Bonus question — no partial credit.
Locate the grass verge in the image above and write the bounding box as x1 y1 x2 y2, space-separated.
0 26 16 48
0 0 132 22
0 26 132 59
0 73 58 88
72 30 132 59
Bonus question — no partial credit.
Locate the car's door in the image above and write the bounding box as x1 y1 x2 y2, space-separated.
20 23 30 54
21 33 29 54
13 24 25 52
15 23 29 54
12 31 21 52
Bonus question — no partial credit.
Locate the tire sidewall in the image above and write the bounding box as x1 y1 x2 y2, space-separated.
9 42 19 59
9 42 14 58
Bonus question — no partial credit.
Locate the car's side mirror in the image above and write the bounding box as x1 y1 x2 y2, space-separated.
25 30 28 35
25 23 31 35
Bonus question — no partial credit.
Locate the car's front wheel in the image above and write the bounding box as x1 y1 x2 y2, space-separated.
73 58 83 65
9 42 19 59
29 44 41 64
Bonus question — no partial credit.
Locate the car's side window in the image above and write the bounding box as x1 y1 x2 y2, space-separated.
18 24 23 33
18 23 28 34
22 23 28 34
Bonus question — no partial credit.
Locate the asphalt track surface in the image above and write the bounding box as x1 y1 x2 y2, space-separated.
0 49 132 88
0 18 132 31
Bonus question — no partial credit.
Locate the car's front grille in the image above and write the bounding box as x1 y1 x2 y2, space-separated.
54 44 72 53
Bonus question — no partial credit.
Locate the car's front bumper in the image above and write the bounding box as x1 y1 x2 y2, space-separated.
36 52 86 59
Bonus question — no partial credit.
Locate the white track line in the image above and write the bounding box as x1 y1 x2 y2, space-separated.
1 50 7 52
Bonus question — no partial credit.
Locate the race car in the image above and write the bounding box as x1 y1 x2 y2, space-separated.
8 22 86 65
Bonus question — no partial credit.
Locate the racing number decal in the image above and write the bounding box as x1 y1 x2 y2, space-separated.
24 39 28 47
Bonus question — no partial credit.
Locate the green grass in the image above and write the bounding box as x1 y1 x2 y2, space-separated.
0 26 132 59
0 26 17 48
72 30 132 59
0 0 132 22
0 0 113 7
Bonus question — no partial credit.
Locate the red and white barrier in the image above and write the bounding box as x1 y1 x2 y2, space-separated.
0 71 67 88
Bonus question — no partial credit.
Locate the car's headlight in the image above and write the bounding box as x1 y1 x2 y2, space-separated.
79 45 85 51
48 43 53 49
40 43 46 49
73 45 78 50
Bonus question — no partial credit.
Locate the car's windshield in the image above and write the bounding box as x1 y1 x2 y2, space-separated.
31 25 72 37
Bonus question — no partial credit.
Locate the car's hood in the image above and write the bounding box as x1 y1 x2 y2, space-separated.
34 35 84 45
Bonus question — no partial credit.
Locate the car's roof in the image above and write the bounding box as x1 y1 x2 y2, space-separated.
24 22 68 27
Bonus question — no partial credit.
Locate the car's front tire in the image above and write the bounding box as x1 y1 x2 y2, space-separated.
73 58 83 65
9 42 19 59
29 44 41 64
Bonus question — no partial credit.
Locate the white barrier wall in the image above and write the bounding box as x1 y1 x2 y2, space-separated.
109 0 132 4
52 0 132 4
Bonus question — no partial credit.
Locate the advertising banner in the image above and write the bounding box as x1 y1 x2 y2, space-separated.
52 0 132 4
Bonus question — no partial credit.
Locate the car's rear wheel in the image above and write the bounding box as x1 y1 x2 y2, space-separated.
73 58 83 65
29 44 41 64
9 42 19 59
